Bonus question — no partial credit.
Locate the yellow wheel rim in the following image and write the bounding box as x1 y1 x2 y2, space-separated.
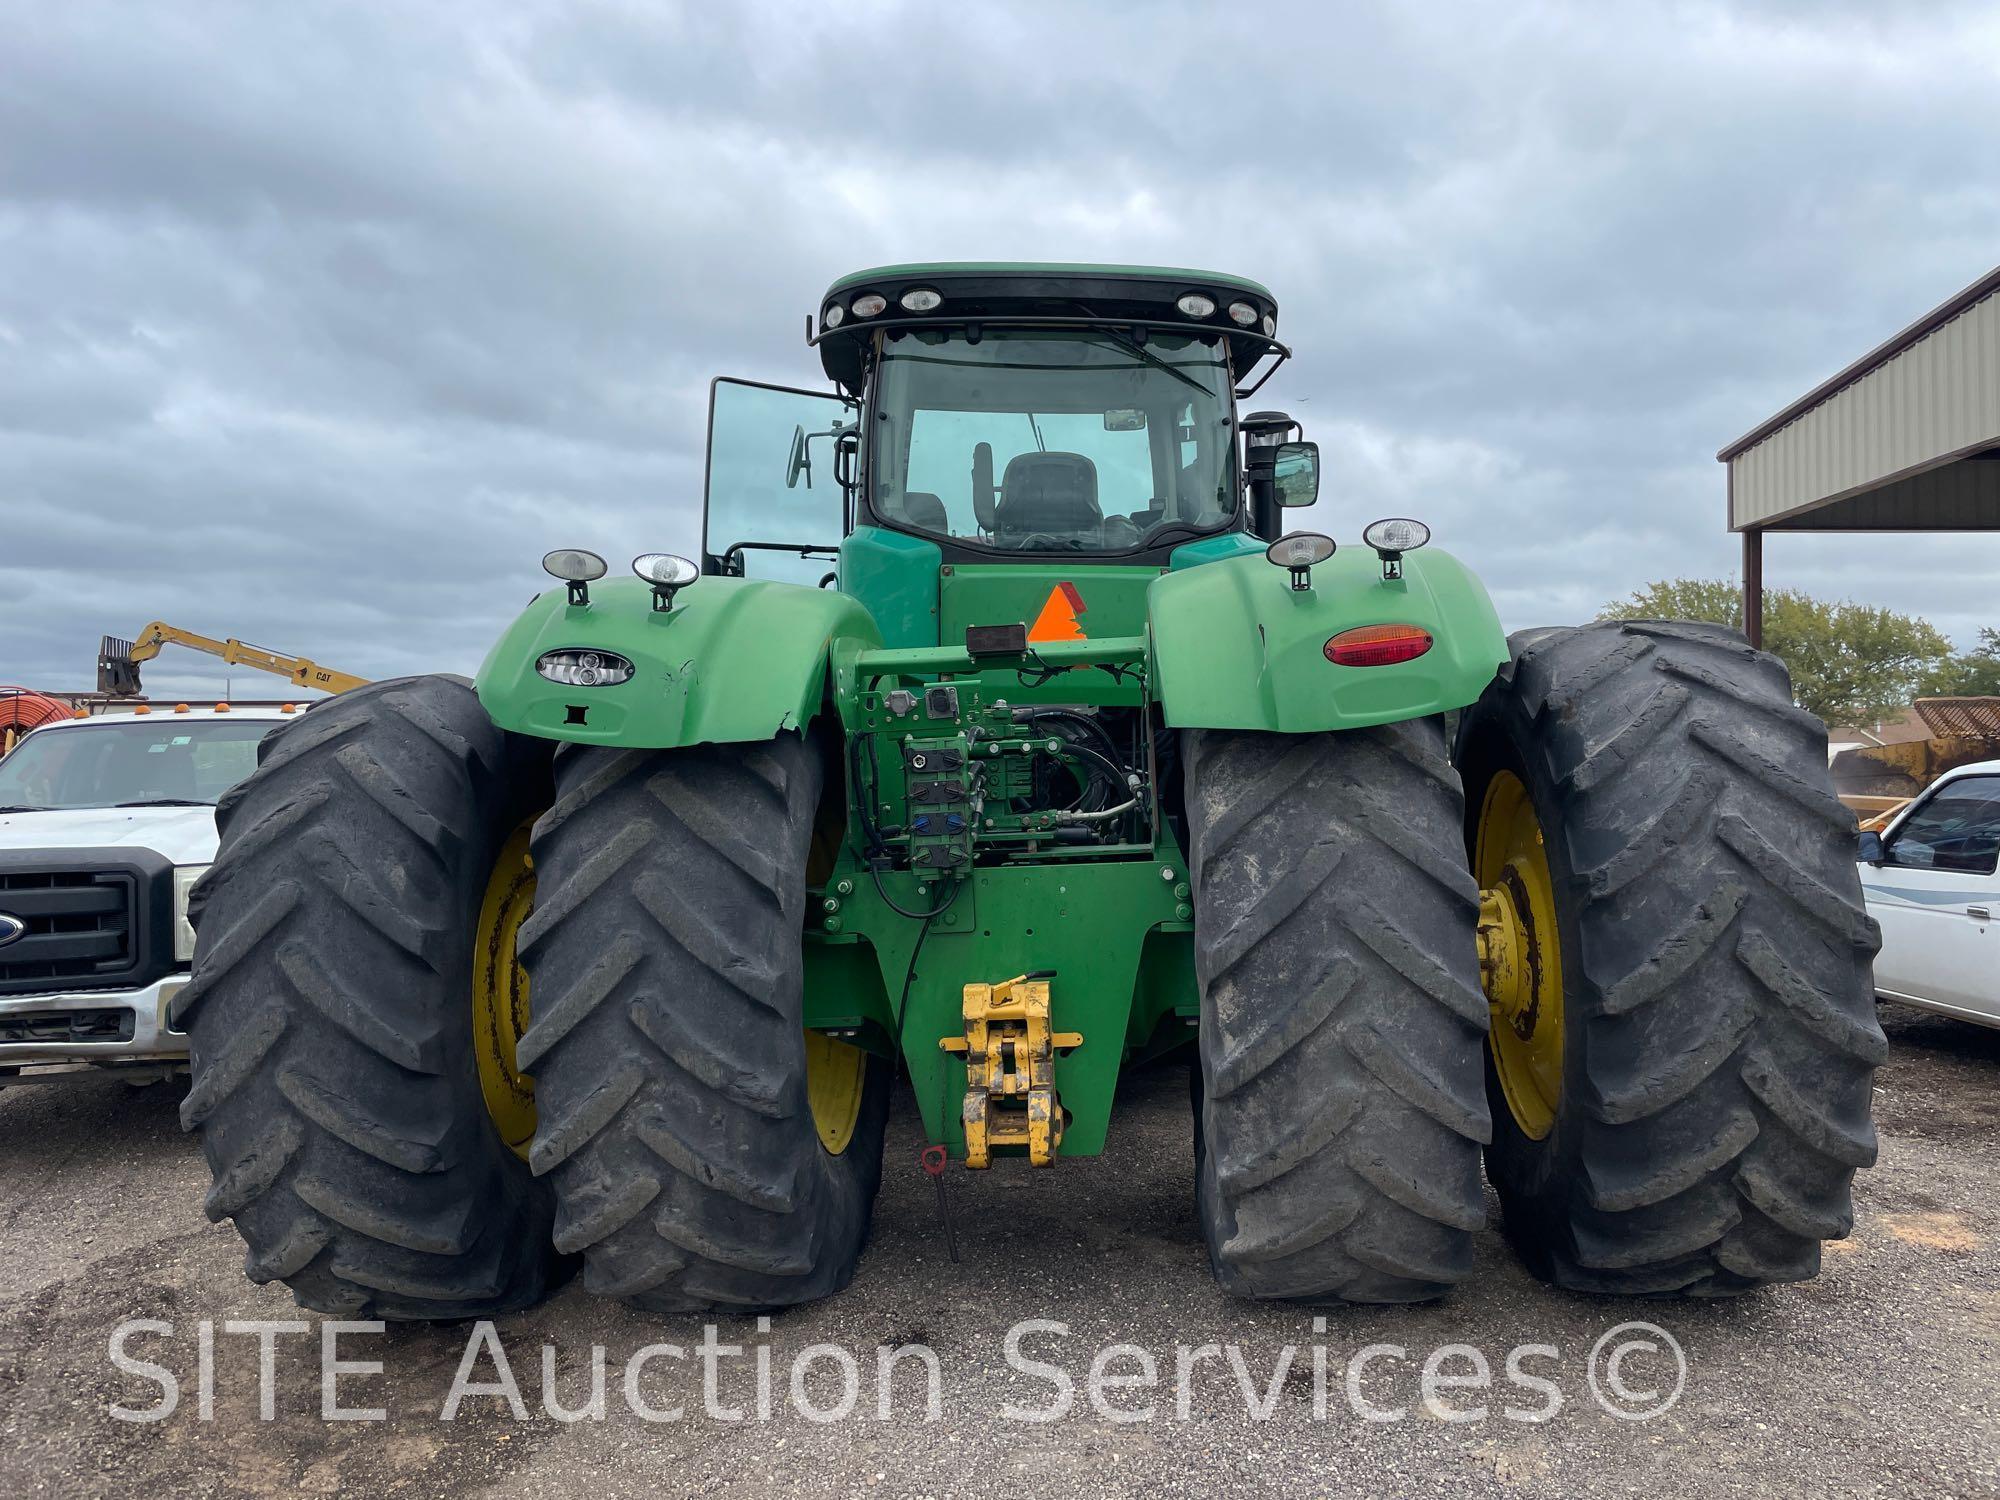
473 820 538 1159
1474 770 1564 1140
804 1030 867 1155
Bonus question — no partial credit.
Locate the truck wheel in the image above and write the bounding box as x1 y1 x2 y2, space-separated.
1185 720 1491 1303
1457 621 1886 1294
176 676 563 1319
518 733 889 1311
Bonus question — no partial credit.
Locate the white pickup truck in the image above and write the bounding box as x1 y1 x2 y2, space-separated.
1858 757 2000 1030
0 704 297 1082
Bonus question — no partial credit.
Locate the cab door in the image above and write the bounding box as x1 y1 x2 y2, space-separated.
1862 771 2000 1020
703 377 856 586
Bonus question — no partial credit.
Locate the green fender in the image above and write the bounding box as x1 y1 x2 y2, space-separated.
1147 546 1509 732
474 575 882 747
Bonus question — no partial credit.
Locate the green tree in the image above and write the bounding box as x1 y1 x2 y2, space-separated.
1922 627 2000 697
1597 578 1953 725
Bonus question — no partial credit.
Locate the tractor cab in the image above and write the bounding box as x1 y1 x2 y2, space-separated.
700 265 1320 634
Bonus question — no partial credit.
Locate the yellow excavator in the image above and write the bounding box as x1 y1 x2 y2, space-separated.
97 623 368 698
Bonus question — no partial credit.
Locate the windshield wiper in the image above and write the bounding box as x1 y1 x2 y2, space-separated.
1073 327 1211 397
113 798 212 808
0 805 47 813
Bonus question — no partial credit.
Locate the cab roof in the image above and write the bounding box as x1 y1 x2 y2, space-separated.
824 262 1275 302
814 262 1282 393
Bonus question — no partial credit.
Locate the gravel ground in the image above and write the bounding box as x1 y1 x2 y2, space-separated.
0 1000 1993 1499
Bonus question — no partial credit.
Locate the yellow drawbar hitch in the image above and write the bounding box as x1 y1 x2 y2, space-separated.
940 974 1082 1168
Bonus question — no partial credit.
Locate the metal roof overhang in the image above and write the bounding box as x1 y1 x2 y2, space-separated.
1720 264 2000 533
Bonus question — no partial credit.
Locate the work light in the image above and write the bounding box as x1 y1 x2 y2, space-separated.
633 552 699 611
1362 518 1431 580
543 548 608 604
822 302 846 329
900 288 943 312
850 293 887 318
1227 301 1259 327
1362 518 1431 554
542 549 608 582
1176 292 1216 319
1265 531 1336 590
536 649 634 687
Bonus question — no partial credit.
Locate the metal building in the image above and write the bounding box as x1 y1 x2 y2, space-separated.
1718 264 2000 646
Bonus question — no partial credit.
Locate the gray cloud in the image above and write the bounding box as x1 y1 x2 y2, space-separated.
3 0 1998 701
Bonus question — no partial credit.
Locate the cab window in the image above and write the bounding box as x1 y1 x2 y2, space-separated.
871 329 1237 555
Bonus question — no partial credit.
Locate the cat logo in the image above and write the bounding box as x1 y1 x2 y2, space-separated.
1028 582 1087 643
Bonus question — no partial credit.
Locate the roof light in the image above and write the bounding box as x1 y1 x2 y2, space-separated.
1266 531 1336 590
1227 301 1259 327
537 649 634 687
134 704 151 715
899 287 942 313
280 703 297 714
72 707 88 718
851 293 887 318
174 703 190 714
1325 624 1434 668
1176 292 1216 319
1262 313 1276 337
822 302 846 329
214 702 230 713
1363 518 1432 553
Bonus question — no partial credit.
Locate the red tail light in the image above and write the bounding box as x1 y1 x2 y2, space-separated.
1325 623 1434 667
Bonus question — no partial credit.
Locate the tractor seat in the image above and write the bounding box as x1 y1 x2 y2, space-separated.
997 452 1100 536
903 491 949 533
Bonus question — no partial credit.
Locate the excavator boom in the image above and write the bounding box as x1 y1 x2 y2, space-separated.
97 623 368 698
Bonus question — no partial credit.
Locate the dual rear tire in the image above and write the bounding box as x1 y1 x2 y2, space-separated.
1188 620 1883 1302
180 677 885 1318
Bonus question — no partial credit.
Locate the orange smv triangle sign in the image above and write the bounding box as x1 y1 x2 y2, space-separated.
1028 582 1087 643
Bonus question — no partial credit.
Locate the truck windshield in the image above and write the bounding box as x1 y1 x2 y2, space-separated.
870 329 1237 554
0 720 278 811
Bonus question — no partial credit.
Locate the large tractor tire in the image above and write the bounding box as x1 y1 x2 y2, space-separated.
517 734 890 1311
1457 621 1885 1294
176 676 563 1319
1185 720 1491 1303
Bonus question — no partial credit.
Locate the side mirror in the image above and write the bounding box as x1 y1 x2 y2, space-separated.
1857 830 1885 864
786 424 812 490
1273 441 1320 507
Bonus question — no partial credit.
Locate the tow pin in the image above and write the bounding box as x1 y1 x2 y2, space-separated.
919 1144 960 1263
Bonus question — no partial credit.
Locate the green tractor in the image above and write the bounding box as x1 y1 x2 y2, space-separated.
176 264 1884 1317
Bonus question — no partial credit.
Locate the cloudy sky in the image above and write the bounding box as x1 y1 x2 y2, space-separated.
4 0 1997 699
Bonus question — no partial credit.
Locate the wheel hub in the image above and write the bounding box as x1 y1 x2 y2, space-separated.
804 1031 868 1155
472 820 539 1159
1473 771 1564 1140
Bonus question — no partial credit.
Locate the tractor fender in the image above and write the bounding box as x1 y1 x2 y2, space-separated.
475 575 882 748
1147 545 1508 732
